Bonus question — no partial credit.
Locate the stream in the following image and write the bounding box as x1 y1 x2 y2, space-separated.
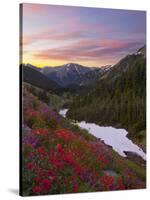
59 109 146 160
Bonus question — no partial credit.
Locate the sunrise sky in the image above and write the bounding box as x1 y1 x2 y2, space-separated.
21 3 146 68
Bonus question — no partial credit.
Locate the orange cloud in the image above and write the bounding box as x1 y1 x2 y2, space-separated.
22 36 33 46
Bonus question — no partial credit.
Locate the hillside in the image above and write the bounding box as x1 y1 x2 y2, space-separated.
67 48 146 148
40 63 112 88
21 64 61 93
21 87 146 196
40 63 99 87
22 82 69 111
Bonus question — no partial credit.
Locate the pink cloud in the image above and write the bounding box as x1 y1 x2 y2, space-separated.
22 29 86 46
100 39 131 49
22 36 32 46
62 16 107 33
33 39 142 63
50 39 134 52
22 3 48 15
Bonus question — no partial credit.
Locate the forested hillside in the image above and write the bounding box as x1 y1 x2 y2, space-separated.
67 53 146 146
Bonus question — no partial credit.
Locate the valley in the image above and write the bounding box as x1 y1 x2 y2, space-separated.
21 45 146 195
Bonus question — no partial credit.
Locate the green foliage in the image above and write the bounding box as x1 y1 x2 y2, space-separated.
69 123 95 141
23 82 72 111
22 84 146 195
68 56 146 143
38 90 49 103
125 160 146 181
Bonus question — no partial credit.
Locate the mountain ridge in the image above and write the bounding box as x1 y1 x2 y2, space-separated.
22 45 146 91
21 64 62 93
23 62 112 88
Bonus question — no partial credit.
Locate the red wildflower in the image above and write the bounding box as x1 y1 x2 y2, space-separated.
41 179 51 190
70 176 75 182
49 155 64 169
64 151 76 166
100 175 114 190
117 177 125 190
50 176 56 182
55 129 75 140
26 110 37 118
36 147 45 154
32 186 40 193
47 171 56 182
97 154 109 167
74 165 82 175
26 162 33 170
72 184 78 193
34 177 40 184
47 170 53 176
56 144 63 152
63 179 67 185
49 155 57 163
32 128 49 136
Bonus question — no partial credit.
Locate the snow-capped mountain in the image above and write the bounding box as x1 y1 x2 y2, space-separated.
136 45 146 57
40 63 112 87
99 45 146 82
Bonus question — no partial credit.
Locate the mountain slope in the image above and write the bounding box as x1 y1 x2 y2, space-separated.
21 64 62 92
100 45 146 82
40 63 111 87
22 88 145 195
137 45 146 57
67 47 146 146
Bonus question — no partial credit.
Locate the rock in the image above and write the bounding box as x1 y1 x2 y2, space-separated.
102 170 118 177
124 151 146 167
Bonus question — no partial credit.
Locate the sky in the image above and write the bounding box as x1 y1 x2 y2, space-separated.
21 3 146 68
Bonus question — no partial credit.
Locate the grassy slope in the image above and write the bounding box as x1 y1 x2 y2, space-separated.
21 87 146 196
23 82 73 111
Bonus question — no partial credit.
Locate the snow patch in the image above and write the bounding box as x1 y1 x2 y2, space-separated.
74 65 81 76
59 109 68 117
66 63 71 67
59 109 146 160
76 121 146 160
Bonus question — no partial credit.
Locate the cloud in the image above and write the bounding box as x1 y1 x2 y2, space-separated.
22 29 54 46
21 4 146 66
33 39 143 63
22 29 86 47
60 16 107 33
23 3 49 15
22 36 34 46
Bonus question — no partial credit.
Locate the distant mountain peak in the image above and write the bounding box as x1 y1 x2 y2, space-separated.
137 45 146 57
65 63 72 67
64 63 77 67
22 62 114 89
39 62 114 88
